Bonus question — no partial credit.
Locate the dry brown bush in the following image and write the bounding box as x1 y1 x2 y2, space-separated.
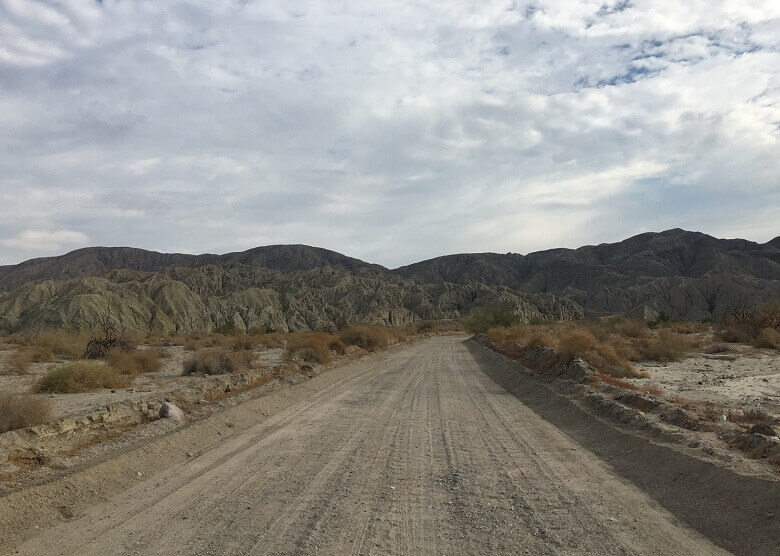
719 299 780 347
106 348 163 375
703 342 733 354
663 321 710 334
339 325 401 352
486 322 649 378
727 406 770 423
3 350 33 375
39 331 91 359
638 330 693 361
35 362 131 393
7 331 89 360
0 393 53 432
607 318 651 338
753 328 780 350
182 348 254 375
286 333 335 364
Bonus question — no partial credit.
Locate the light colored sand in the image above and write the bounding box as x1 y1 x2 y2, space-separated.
628 346 779 414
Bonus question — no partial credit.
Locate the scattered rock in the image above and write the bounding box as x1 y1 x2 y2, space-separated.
159 402 185 423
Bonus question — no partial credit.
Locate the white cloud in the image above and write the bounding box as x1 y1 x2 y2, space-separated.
0 1 777 267
1 229 89 251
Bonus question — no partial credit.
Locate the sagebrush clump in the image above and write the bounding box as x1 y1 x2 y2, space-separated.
35 362 131 393
0 393 53 433
182 349 254 375
106 348 163 374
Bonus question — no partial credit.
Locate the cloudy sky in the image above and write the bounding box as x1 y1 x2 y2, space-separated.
0 1 778 267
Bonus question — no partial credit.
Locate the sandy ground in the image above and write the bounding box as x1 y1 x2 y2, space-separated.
11 337 733 556
630 346 779 414
0 347 285 420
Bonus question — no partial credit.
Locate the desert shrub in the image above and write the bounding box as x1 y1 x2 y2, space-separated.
649 310 672 327
35 362 131 393
28 345 55 362
41 331 92 359
615 319 650 338
719 299 780 346
525 331 559 350
703 342 732 354
182 349 253 375
3 350 33 375
753 328 780 350
558 328 640 377
106 348 163 374
286 333 334 364
463 303 520 333
637 330 692 361
8 331 89 360
558 329 599 361
487 322 647 378
728 406 770 423
664 321 710 334
743 406 770 422
339 325 395 352
328 337 347 355
0 393 53 433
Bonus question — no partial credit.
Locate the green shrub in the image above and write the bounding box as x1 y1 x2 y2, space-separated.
463 303 520 333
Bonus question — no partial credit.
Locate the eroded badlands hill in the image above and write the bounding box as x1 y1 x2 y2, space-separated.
0 229 776 333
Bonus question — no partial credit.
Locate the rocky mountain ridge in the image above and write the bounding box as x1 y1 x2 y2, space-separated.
0 229 776 333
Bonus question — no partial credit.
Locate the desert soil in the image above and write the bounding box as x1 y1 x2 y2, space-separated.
631 347 779 413
7 336 743 555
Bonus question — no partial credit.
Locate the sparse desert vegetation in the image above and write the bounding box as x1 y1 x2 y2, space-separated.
35 361 131 394
6 331 91 360
106 347 163 375
182 348 256 375
0 393 53 433
477 314 700 378
286 332 343 364
719 299 780 349
338 324 406 352
3 350 33 375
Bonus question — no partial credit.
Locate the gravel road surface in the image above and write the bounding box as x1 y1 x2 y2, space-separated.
16 337 727 555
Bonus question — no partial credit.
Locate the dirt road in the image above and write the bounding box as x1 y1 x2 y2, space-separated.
16 337 730 555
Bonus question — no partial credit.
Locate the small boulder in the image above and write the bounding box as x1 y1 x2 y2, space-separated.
159 402 185 423
750 423 777 437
